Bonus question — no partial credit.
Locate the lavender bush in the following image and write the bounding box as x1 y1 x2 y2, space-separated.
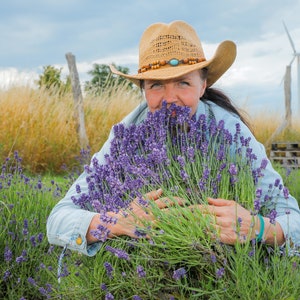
1 107 300 299
0 152 66 299
64 103 300 299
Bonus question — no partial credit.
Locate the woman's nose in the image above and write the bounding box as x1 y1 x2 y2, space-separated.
164 85 177 103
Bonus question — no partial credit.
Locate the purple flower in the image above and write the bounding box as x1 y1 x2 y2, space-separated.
283 187 289 199
228 163 237 176
30 235 37 247
177 155 185 168
134 228 147 238
4 246 13 262
256 188 262 198
37 232 44 243
76 184 81 193
136 265 146 278
16 255 26 264
105 292 114 300
268 209 277 225
210 254 217 263
187 146 195 161
23 219 29 235
35 179 43 190
217 145 225 160
216 267 225 279
254 199 261 212
105 246 130 260
3 270 11 281
237 217 242 226
234 123 241 142
104 262 113 278
39 287 49 297
274 178 280 187
260 158 268 169
180 169 189 181
27 277 37 286
172 267 186 280
91 225 111 242
100 214 118 225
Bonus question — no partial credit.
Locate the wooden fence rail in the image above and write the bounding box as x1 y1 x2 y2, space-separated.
270 142 300 168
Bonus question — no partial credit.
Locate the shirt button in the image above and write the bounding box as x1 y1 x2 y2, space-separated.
76 235 83 245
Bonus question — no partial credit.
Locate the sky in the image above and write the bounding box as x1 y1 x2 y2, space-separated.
1 0 300 119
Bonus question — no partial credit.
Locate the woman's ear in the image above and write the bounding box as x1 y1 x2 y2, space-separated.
199 79 207 98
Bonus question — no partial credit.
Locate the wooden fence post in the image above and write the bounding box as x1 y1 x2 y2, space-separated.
65 52 89 149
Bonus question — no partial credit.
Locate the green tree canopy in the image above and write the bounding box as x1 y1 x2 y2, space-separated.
84 63 133 95
37 65 71 95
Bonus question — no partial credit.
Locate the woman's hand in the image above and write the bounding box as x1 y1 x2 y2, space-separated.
87 189 184 243
194 197 285 246
200 198 255 244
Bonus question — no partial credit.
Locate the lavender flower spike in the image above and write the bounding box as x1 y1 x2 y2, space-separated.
172 267 187 280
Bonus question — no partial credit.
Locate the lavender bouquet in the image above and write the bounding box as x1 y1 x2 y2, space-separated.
71 102 272 298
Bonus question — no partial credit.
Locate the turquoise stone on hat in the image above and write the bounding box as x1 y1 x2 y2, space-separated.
169 58 179 66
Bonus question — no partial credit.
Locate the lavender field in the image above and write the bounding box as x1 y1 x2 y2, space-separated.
1 85 300 299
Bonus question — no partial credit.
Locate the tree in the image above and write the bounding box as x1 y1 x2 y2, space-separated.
37 65 71 95
84 63 133 95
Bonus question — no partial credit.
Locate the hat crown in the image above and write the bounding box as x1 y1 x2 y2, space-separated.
139 21 206 67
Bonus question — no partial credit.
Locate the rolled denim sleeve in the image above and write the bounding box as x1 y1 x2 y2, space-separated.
47 171 102 256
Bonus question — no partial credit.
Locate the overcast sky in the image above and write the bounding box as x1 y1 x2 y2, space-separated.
1 0 300 118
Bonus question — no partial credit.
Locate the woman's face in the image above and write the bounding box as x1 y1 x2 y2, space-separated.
143 70 207 115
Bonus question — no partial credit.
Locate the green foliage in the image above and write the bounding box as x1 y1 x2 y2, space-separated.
1 152 300 299
36 65 71 95
84 63 133 95
275 165 300 204
0 153 65 299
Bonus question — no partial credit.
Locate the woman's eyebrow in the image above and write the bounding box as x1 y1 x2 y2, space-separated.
174 76 190 82
145 79 161 85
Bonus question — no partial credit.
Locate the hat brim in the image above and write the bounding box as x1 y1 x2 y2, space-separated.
110 40 236 87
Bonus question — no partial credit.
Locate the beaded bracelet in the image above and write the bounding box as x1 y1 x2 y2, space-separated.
256 214 265 242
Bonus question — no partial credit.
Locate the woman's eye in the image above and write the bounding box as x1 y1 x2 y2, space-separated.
179 81 189 86
150 82 162 89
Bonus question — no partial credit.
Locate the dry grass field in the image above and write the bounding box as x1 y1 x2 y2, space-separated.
0 83 140 173
1 84 300 174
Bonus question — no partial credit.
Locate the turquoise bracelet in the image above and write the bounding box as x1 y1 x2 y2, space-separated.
256 214 265 242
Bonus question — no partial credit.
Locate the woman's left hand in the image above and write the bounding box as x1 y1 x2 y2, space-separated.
195 197 256 244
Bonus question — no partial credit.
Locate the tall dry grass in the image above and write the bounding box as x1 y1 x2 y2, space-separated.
250 111 300 153
0 82 140 174
1 83 300 174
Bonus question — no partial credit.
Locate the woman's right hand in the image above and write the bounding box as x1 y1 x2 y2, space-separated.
86 189 183 243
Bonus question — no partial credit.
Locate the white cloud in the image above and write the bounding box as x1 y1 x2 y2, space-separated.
0 68 39 90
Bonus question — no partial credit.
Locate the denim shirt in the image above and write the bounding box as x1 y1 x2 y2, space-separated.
46 100 300 256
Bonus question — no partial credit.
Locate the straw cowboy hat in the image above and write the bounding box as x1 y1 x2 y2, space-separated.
110 20 236 87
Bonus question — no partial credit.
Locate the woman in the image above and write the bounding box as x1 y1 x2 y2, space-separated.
47 20 300 256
